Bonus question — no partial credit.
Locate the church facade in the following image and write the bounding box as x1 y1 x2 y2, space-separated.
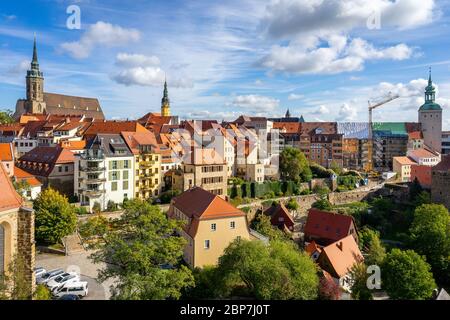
14 37 105 120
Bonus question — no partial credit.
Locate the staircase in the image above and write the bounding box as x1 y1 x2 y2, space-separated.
62 232 85 256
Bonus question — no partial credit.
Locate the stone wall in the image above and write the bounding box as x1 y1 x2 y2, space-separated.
17 207 35 298
431 171 450 210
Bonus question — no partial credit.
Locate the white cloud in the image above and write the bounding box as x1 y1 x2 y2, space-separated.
232 94 280 113
112 52 193 88
115 53 160 68
7 60 28 75
60 21 140 59
258 0 434 75
288 93 303 100
260 35 413 74
113 66 165 87
337 103 357 121
263 0 435 39
317 105 330 115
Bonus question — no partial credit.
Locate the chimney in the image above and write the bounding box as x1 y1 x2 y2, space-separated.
336 241 343 251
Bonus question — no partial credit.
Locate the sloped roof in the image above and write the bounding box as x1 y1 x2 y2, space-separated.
304 208 355 243
320 235 364 278
172 187 244 220
408 148 439 159
0 143 14 161
44 92 104 120
121 131 160 155
0 163 23 211
21 120 47 137
265 203 295 226
394 156 417 166
305 240 322 256
273 122 301 134
300 122 338 135
83 121 148 138
14 166 42 187
19 146 75 164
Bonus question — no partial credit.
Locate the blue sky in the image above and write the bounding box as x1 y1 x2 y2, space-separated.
0 0 449 129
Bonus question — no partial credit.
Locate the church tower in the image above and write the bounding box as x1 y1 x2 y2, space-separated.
419 69 442 153
161 79 171 117
25 35 46 114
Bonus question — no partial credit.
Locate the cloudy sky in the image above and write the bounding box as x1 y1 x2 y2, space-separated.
0 0 449 129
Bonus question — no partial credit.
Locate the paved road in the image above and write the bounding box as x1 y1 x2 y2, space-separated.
36 251 114 300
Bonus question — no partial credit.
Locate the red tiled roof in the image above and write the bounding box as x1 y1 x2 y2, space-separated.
121 131 160 155
265 203 295 229
408 148 439 159
84 121 148 138
408 131 423 140
300 122 337 135
320 235 364 278
0 143 13 161
305 240 322 256
169 187 245 238
21 120 47 137
394 156 417 166
14 166 42 187
0 163 23 211
273 122 301 134
304 208 355 244
17 146 75 177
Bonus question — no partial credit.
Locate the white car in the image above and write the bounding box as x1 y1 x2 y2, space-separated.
34 267 47 279
53 281 89 299
37 268 65 285
47 272 80 291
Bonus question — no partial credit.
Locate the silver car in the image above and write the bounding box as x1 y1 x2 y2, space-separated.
47 272 80 291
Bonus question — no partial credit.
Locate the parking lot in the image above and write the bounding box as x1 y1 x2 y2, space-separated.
36 251 114 300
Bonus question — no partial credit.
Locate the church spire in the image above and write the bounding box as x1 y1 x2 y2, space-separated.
161 77 171 117
425 67 435 103
31 33 40 71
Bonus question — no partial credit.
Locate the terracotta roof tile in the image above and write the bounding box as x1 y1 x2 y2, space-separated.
14 166 42 187
394 156 417 166
0 163 23 211
320 235 364 278
304 208 355 244
0 143 14 161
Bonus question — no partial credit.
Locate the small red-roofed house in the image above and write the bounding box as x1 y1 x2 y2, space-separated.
304 208 358 246
264 203 295 232
317 235 364 291
13 166 42 200
168 187 251 268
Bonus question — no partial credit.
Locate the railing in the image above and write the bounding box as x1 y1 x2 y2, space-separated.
80 166 106 172
80 150 105 161
79 177 107 183
79 189 106 197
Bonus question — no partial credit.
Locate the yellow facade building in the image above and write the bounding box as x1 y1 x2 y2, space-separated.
168 187 251 268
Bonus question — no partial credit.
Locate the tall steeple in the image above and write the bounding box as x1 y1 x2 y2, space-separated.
25 34 46 114
161 77 171 117
285 108 291 118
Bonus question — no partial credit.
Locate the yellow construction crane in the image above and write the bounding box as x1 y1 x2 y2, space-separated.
364 92 400 173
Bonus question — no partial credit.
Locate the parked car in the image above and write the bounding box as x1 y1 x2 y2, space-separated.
34 267 47 279
58 294 80 300
47 272 80 291
53 281 89 299
36 268 65 285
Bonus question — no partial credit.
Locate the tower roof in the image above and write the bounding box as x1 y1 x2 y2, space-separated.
420 68 441 111
32 34 38 64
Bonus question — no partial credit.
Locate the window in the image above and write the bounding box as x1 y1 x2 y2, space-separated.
111 182 118 191
123 181 128 190
123 170 129 180
65 166 69 172
111 161 118 170
204 240 210 249
124 160 129 169
58 166 62 173
230 221 236 229
211 223 217 231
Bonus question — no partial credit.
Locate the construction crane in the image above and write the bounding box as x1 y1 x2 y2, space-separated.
364 92 400 173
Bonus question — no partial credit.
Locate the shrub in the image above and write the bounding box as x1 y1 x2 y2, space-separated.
92 202 102 214
75 206 89 215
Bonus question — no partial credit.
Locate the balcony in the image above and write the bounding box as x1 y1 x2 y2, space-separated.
79 189 106 198
79 177 107 183
139 184 156 191
80 166 106 172
80 150 105 161
139 173 157 179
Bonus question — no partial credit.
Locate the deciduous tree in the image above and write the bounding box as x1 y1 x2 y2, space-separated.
280 147 312 183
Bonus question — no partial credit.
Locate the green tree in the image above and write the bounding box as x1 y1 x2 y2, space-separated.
382 249 436 300
349 263 373 300
88 199 194 300
330 160 342 175
78 215 109 239
34 284 52 300
250 213 287 241
358 226 386 266
92 202 101 214
183 266 221 299
409 204 450 284
279 147 312 183
215 239 318 299
0 109 14 124
286 198 299 211
33 188 77 244
0 255 33 300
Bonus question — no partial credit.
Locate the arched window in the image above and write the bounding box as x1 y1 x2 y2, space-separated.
0 224 4 274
